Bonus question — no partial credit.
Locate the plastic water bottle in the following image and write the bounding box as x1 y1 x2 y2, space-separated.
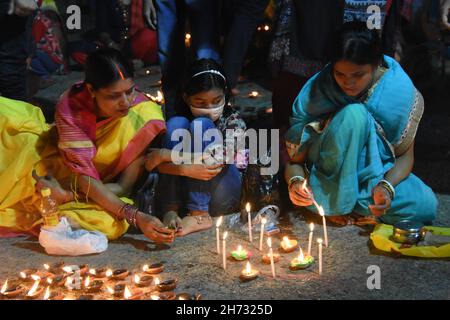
39 188 60 227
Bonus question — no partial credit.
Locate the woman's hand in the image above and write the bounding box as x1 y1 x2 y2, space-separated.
369 185 392 217
143 0 157 30
136 212 175 244
182 163 223 181
145 149 164 172
441 0 450 30
32 170 72 204
163 211 183 233
288 180 314 207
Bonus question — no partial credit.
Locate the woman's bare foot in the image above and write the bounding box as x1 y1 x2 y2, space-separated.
177 211 213 236
327 215 355 226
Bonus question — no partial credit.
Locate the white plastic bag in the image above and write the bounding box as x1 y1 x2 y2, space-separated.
39 217 108 256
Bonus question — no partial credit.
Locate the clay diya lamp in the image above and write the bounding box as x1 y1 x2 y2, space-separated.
83 276 104 293
88 268 108 278
262 253 281 264
111 269 130 280
289 249 314 271
151 291 176 300
156 279 178 292
25 280 44 299
62 264 89 276
1 279 25 299
230 245 251 261
106 283 126 298
43 261 65 274
142 263 164 275
239 262 259 282
46 274 67 287
124 286 144 300
134 274 153 288
280 236 298 253
43 287 65 300
19 269 38 282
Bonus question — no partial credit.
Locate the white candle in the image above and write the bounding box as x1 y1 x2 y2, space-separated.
216 216 223 255
259 217 267 251
222 231 228 270
246 203 252 243
317 238 323 275
267 237 276 278
308 222 314 256
318 206 328 247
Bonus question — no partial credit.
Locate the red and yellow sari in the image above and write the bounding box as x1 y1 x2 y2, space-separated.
0 83 165 239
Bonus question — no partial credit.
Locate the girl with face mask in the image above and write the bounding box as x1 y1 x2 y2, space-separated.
147 59 247 236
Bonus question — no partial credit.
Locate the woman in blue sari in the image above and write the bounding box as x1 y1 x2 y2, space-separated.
284 22 438 226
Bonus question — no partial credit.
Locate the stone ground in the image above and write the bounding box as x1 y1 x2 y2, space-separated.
1 65 449 300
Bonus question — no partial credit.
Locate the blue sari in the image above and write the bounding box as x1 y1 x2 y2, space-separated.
286 56 437 224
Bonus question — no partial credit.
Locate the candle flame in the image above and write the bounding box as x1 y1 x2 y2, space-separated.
245 203 251 213
124 286 132 300
245 261 252 275
142 265 149 272
89 268 96 275
20 272 26 279
317 238 323 244
310 222 314 231
299 248 305 262
222 231 228 241
145 70 150 75
43 264 50 270
151 294 160 300
134 274 140 284
31 275 41 281
237 245 242 253
179 296 186 300
264 25 270 31
154 277 160 285
47 278 53 285
250 91 259 97
261 217 267 225
216 216 223 228
106 269 113 277
1 279 8 294
84 276 90 288
106 286 114 295
185 33 191 40
43 286 50 300
27 280 40 297
318 205 325 217
267 237 272 248
283 236 292 248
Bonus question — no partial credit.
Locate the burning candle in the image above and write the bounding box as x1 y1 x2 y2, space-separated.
134 274 153 288
216 216 223 255
267 237 276 278
289 247 314 270
222 231 228 270
259 217 267 251
264 25 270 31
246 203 252 243
239 261 259 282
308 223 314 256
231 245 250 261
248 91 259 98
318 238 323 275
185 33 191 47
318 206 328 248
26 280 43 299
280 236 298 253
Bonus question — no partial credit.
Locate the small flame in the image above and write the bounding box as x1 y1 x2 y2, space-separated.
267 237 272 248
317 238 323 244
245 203 251 213
43 287 50 300
237 245 243 253
283 236 292 248
106 269 113 277
47 278 53 285
298 248 305 262
20 272 26 279
31 275 41 281
84 276 90 288
216 216 223 228
43 264 50 270
318 206 325 217
142 265 149 272
245 262 252 275
124 286 132 300
156 91 164 103
89 269 96 275
178 296 186 300
261 217 267 225
145 70 150 75
310 222 314 232
185 33 191 40
106 286 114 295
264 25 270 31
222 231 228 241
1 279 8 294
154 277 160 286
27 280 40 297
134 274 140 284
249 91 259 97
151 294 160 300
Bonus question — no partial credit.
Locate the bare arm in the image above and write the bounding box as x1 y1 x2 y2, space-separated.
104 156 145 196
384 141 415 187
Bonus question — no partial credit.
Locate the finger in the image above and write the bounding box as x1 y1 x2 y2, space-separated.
32 169 42 182
292 187 312 200
290 193 313 207
206 163 224 170
370 204 388 211
153 225 175 235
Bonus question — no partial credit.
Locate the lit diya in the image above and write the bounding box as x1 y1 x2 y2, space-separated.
43 286 64 300
107 283 126 297
231 245 251 261
46 274 67 287
26 280 44 299
150 291 176 300
83 276 104 293
19 269 38 281
262 252 281 264
111 269 130 280
88 268 108 278
134 274 153 288
156 278 178 292
124 286 143 300
289 248 314 270
142 263 164 275
43 261 65 274
280 236 298 253
62 264 89 276
1 279 25 299
239 261 259 282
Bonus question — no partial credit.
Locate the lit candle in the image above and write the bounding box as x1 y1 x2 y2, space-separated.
231 245 250 261
246 203 252 243
308 223 314 256
248 91 259 98
239 261 259 282
185 33 191 47
267 237 276 278
289 247 314 270
222 231 228 270
318 206 328 248
216 216 223 255
259 217 267 251
280 236 298 253
318 238 323 275
264 25 270 31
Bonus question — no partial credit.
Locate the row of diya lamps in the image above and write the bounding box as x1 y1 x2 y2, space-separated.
0 262 201 301
216 200 329 282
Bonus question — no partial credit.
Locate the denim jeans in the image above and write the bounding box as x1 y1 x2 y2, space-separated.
156 116 242 217
155 0 221 118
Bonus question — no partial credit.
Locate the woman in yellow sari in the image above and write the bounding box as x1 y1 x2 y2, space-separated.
0 48 175 243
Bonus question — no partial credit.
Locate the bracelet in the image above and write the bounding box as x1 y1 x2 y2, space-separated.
118 204 139 228
376 179 395 199
288 175 306 189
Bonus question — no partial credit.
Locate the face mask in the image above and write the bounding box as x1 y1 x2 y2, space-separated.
189 101 225 122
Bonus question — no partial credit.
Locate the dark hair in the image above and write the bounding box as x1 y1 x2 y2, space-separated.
330 21 382 66
183 59 228 97
84 48 134 90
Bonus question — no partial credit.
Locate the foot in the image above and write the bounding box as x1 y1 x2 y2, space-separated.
327 215 355 226
177 211 213 236
350 213 378 226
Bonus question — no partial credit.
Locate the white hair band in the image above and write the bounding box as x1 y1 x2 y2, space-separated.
191 70 226 81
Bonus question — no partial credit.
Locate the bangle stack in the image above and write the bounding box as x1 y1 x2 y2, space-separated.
118 204 139 228
376 179 395 199
288 175 306 189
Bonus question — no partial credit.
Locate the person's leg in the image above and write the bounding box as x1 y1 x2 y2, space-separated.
223 0 269 90
209 164 242 216
156 0 186 119
186 0 221 61
29 50 59 80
